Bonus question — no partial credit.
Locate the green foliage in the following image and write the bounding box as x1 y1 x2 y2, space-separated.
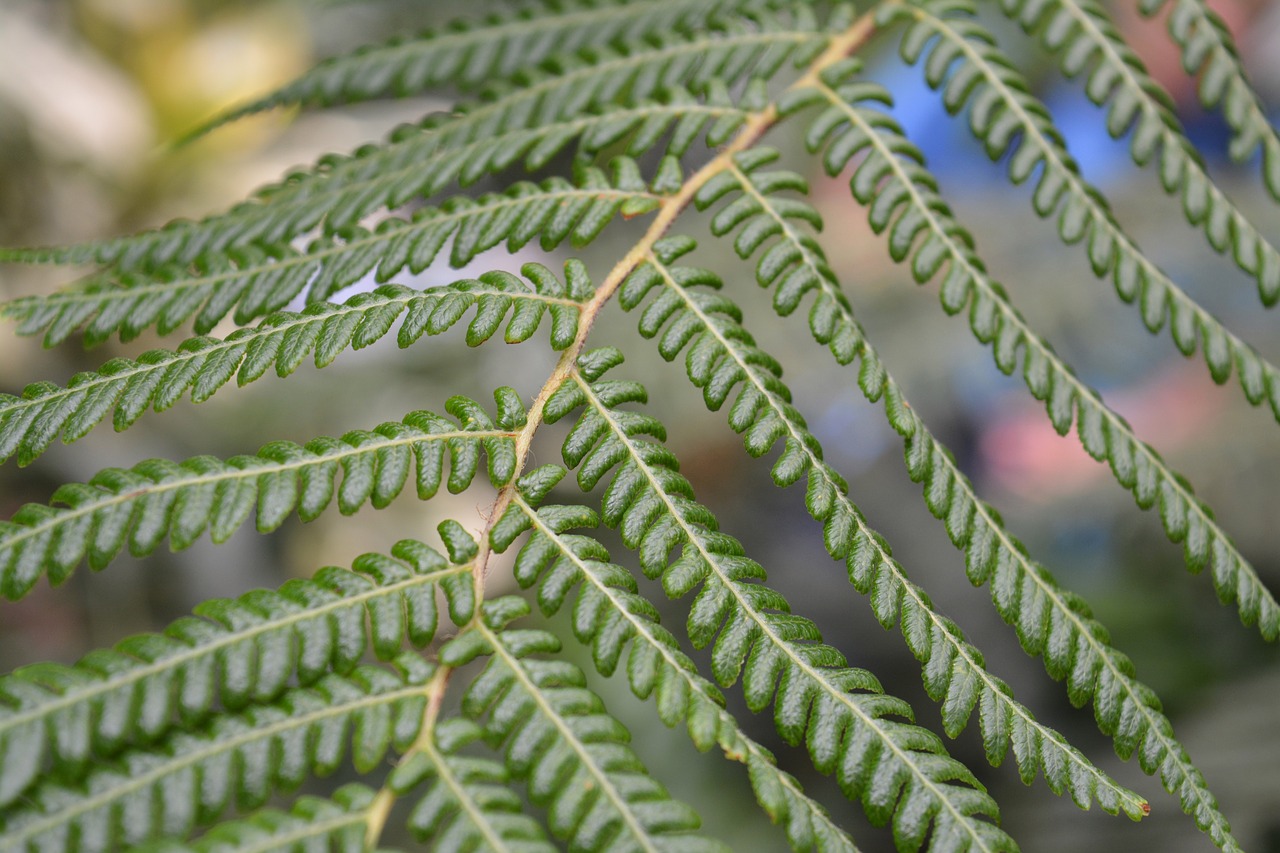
1 1 1275 851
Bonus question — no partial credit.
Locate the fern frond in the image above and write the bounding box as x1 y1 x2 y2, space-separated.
0 264 584 469
490 465 859 851
916 0 1280 306
543 349 1016 851
0 393 519 598
687 128 1241 848
883 0 1280 388
185 0 786 137
389 717 555 852
778 69 1279 641
443 596 728 853
0 9 828 273
3 164 643 345
621 241 1146 819
793 54 1280 417
0 539 472 810
0 655 435 853
134 783 377 853
1137 0 1280 197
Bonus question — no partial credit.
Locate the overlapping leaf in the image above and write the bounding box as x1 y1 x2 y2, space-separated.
490 464 859 852
0 539 473 810
389 717 556 852
621 240 1146 819
441 596 728 853
686 136 1244 849
1137 0 1280 199
882 0 1280 403
186 0 788 135
3 162 642 346
0 655 434 853
774 68 1278 644
0 391 520 598
0 262 586 469
0 6 828 273
921 0 1280 303
134 784 377 853
540 349 1016 851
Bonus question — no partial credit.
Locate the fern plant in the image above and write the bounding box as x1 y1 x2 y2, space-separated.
1 1 1277 850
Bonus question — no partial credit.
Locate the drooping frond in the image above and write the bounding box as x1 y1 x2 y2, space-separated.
619 240 1146 819
883 0 1280 375
0 392 520 598
135 784 378 853
490 464 860 852
776 67 1279 641
3 163 643 346
442 596 728 853
0 655 435 853
0 264 586 469
931 0 1280 306
1136 0 1280 197
0 8 828 273
389 717 555 852
1 3 1272 850
542 348 1017 851
686 126 1242 849
184 0 788 137
0 539 473 809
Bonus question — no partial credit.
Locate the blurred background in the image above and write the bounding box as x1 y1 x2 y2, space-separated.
0 0 1277 850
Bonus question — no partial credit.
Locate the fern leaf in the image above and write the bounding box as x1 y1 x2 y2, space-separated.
0 393 519 598
0 9 827 274
3 165 639 346
621 242 1146 819
388 717 557 852
0 539 472 810
682 136 1244 846
0 265 581 469
776 70 1279 641
884 0 1280 385
886 0 1280 354
793 58 1280 417
490 465 860 852
542 350 1017 851
0 655 435 853
132 783 377 853
184 0 787 137
442 596 729 853
1137 0 1280 199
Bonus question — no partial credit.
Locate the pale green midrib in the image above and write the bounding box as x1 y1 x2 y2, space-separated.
420 737 518 852
0 428 514 554
907 3 1278 386
474 621 662 853
2 680 428 846
647 247 1141 813
813 78 1238 832
0 563 471 741
571 373 1005 853
0 278 582 428
814 78 1273 627
3 188 623 313
514 496 859 852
